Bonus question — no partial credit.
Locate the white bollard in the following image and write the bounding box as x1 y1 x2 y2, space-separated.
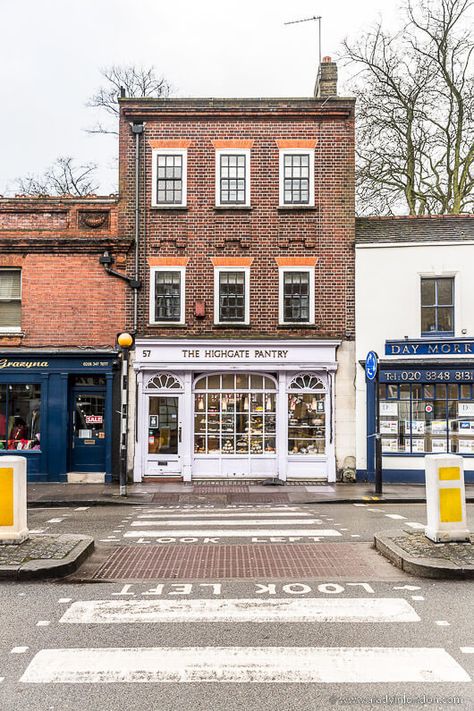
425 454 470 543
0 456 29 544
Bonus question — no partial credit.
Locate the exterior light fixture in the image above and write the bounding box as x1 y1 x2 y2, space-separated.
117 332 134 349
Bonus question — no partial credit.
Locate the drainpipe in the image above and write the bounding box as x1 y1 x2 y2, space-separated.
131 122 144 333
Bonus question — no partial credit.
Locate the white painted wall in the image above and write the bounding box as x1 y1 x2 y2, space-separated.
335 340 356 476
355 240 474 471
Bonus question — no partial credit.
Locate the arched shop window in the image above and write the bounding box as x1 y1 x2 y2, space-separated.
145 373 183 391
194 373 277 455
287 373 326 456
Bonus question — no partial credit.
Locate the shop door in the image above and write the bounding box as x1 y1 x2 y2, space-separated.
70 390 106 472
146 395 182 476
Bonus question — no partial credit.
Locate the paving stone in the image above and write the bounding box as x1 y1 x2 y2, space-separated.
391 532 474 566
0 535 83 566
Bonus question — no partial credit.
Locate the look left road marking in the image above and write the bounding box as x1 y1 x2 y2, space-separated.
19 647 471 683
59 598 421 624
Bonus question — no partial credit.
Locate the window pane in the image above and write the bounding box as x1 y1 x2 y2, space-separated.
283 271 310 323
6 384 41 451
156 154 183 204
194 375 276 454
437 307 453 332
0 270 21 329
148 396 179 455
0 270 21 299
421 279 435 306
421 307 436 333
437 279 453 305
154 271 181 322
282 153 311 204
0 301 21 328
288 393 325 455
219 271 246 322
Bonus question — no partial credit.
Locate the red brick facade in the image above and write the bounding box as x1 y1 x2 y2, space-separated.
118 98 355 339
0 197 130 348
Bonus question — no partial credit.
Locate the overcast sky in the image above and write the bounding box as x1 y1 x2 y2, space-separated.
1 0 401 195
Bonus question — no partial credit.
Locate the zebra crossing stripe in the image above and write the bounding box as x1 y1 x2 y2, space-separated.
137 511 311 521
59 598 421 624
124 528 342 538
130 518 322 527
20 647 471 683
405 522 426 530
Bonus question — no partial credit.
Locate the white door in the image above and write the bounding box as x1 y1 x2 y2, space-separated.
145 394 182 477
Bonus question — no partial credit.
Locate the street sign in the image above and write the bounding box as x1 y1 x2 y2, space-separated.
365 351 378 381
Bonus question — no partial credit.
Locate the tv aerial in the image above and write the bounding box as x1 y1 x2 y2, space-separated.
284 15 322 74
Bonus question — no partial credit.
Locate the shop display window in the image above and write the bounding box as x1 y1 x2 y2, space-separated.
194 373 276 455
379 382 474 454
287 374 326 455
0 384 41 451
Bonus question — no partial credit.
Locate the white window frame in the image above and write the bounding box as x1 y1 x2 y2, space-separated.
151 148 188 208
215 149 251 207
214 266 250 325
149 266 186 326
279 266 315 325
279 148 315 207
0 268 21 333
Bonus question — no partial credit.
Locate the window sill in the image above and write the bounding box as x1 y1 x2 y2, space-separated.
420 332 455 338
148 323 187 328
213 323 251 329
214 206 252 212
150 205 188 211
278 205 317 212
0 330 24 337
277 323 318 329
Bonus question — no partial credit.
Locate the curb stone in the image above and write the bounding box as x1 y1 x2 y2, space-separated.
27 495 474 508
0 535 94 581
374 529 474 580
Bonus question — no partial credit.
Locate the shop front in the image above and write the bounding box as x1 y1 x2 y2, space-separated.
133 339 339 482
0 351 118 482
366 339 474 483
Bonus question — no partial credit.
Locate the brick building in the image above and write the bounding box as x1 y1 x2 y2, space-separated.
0 196 131 481
119 59 357 482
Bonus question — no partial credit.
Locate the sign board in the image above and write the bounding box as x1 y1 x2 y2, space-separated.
365 351 378 382
149 415 159 428
386 339 474 356
380 368 474 383
86 415 103 425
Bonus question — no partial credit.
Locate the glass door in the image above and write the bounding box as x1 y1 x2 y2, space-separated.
70 390 106 472
146 395 182 476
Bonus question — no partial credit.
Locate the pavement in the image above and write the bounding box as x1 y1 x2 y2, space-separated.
27 479 474 507
375 528 474 580
0 533 93 580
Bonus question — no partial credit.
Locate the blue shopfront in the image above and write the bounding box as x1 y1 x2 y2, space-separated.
0 352 118 482
365 339 474 483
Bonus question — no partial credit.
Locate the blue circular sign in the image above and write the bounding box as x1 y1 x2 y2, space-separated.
365 351 378 381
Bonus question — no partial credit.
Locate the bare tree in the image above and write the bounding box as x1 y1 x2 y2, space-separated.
343 0 474 215
16 156 99 197
86 65 172 135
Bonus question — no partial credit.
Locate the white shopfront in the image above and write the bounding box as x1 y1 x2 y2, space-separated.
133 339 340 482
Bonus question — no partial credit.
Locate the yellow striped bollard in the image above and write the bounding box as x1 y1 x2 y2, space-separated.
0 456 29 544
425 454 470 543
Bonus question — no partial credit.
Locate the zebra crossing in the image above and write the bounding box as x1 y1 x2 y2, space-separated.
121 505 345 542
18 592 472 685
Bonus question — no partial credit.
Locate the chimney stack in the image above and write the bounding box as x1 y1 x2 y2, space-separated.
315 56 337 99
